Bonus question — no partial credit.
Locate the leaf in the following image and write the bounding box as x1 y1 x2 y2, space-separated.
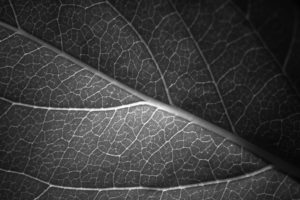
0 0 299 199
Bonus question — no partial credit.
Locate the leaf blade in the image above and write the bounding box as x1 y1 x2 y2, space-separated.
0 0 300 199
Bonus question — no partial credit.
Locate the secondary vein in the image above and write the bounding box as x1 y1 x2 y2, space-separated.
168 0 237 134
105 0 174 106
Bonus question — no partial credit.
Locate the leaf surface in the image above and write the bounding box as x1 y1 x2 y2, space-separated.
0 0 300 199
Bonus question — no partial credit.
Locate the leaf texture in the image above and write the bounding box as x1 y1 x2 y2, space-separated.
1 0 300 164
0 0 300 199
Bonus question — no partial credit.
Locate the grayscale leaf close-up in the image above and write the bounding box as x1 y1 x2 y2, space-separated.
0 0 300 199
